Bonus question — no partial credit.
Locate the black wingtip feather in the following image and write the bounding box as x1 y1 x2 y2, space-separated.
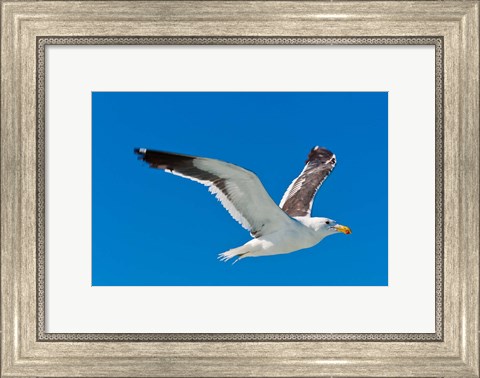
306 146 334 164
134 148 148 162
134 148 195 170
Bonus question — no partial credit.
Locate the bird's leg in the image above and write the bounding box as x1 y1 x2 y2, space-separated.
231 252 250 265
218 248 250 263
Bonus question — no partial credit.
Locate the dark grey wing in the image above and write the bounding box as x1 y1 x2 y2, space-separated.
279 146 336 217
134 148 294 238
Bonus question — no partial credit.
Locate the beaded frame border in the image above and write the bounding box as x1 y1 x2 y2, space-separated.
36 36 443 342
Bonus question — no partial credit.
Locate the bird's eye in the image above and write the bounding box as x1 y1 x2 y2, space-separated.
326 221 330 225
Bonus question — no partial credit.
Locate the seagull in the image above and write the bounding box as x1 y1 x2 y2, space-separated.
134 146 351 263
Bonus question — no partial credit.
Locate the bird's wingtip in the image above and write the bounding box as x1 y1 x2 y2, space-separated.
306 146 335 164
134 147 147 155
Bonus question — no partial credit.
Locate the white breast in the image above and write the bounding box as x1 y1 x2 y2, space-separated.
247 221 321 257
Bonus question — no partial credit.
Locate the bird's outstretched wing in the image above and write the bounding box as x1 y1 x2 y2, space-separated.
279 146 336 217
134 148 294 238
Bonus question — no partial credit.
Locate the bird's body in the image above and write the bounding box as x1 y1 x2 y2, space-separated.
134 146 351 263
221 218 318 260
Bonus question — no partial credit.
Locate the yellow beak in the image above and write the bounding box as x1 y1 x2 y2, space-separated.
334 224 352 235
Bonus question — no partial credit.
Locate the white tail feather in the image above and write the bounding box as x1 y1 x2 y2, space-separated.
218 245 250 263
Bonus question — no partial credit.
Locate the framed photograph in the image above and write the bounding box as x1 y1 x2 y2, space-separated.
1 1 478 377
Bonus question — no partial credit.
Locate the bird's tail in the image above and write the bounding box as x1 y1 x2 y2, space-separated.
218 245 250 264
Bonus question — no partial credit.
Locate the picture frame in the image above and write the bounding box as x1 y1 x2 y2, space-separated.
1 1 478 376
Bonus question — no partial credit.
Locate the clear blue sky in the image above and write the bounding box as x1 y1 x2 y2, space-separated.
92 92 388 286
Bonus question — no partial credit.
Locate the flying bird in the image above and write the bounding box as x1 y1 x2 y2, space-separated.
134 146 351 263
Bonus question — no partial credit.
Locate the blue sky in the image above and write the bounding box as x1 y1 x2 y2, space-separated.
92 92 388 286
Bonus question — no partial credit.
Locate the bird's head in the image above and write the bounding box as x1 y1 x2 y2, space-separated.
311 217 352 237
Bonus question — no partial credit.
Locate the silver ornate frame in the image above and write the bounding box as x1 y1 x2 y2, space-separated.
36 36 444 343
2 1 478 376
